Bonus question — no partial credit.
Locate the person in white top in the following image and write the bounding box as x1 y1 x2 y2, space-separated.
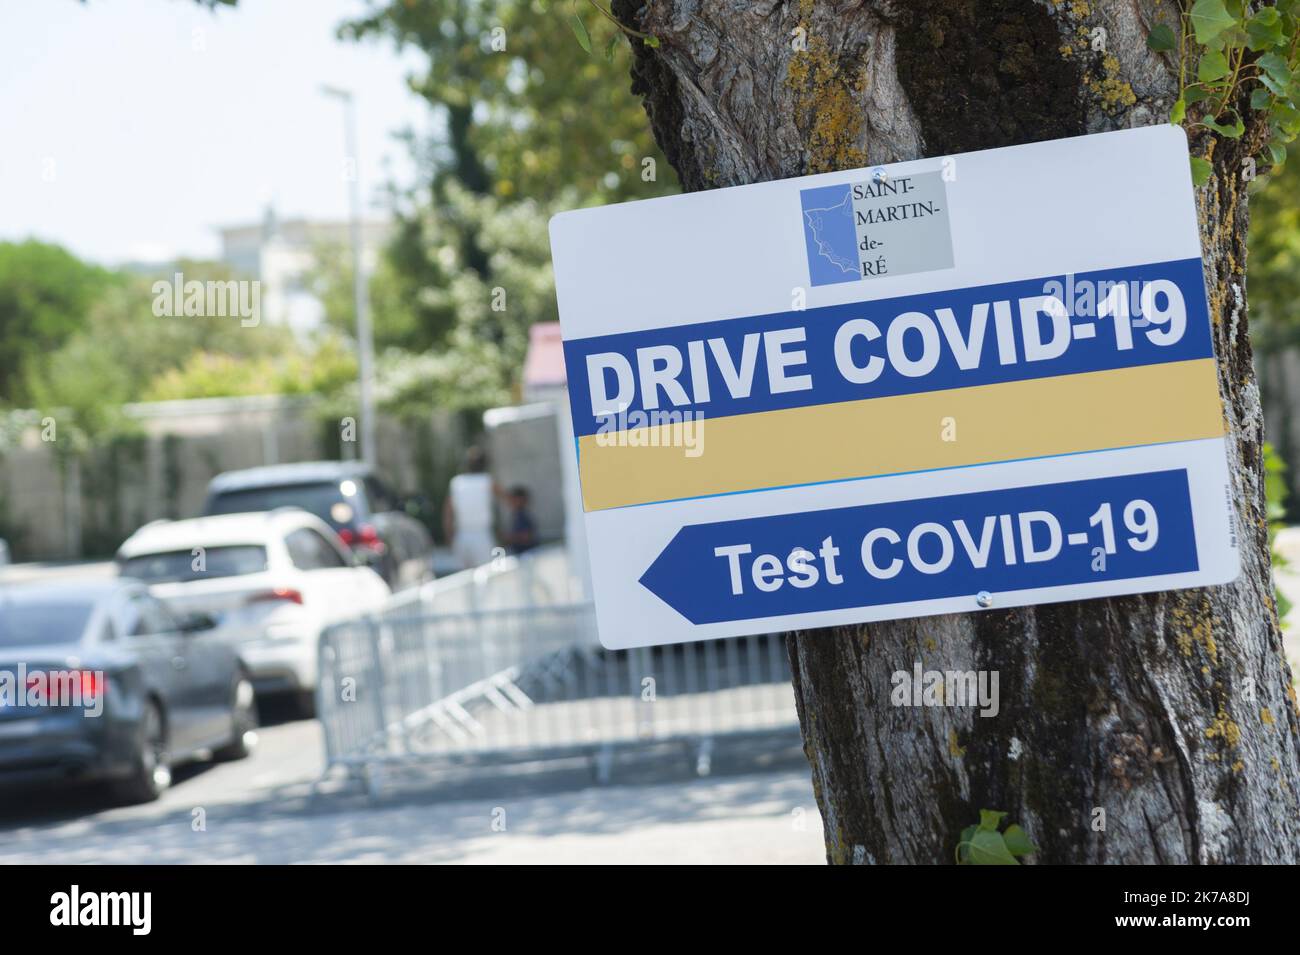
444 446 495 570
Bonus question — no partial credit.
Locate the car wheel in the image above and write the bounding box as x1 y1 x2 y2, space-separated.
112 700 171 804
213 675 258 762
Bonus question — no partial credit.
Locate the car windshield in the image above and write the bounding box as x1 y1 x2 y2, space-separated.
0 601 94 648
121 545 269 583
207 482 357 527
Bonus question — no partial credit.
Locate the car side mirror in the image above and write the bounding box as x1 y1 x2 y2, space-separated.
177 611 218 634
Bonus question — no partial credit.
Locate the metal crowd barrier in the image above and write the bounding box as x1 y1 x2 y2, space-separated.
316 549 798 794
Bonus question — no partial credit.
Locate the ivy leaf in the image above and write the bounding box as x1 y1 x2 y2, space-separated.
1272 100 1300 137
1268 140 1287 166
1170 96 1187 124
1258 52 1292 88
1245 8 1285 50
605 29 622 61
1002 824 1038 857
1189 0 1237 46
1251 86 1273 110
1197 50 1230 82
956 825 977 864
1146 23 1177 51
644 34 661 48
1202 109 1245 137
1259 71 1288 97
1190 156 1214 186
570 14 592 54
1183 85 1212 104
978 809 1007 832
968 830 1020 865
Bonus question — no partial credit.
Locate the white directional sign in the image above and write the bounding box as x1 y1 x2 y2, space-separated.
549 126 1238 650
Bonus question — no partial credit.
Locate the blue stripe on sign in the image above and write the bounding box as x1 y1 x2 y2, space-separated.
564 258 1212 437
638 469 1198 625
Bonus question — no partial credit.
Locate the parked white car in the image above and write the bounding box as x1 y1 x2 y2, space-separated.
115 509 391 715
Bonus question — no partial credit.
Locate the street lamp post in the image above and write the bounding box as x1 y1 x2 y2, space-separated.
321 84 377 469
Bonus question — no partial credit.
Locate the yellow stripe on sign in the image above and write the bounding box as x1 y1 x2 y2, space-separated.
577 358 1225 512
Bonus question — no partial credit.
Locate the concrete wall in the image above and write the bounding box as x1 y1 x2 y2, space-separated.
0 396 479 561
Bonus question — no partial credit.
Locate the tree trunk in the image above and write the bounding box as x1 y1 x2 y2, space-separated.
615 0 1300 863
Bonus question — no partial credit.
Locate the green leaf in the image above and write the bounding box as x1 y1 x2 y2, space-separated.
1202 112 1245 138
1258 71 1288 97
1272 100 1300 136
1268 140 1287 167
1258 52 1292 87
1170 96 1187 124
1183 85 1212 104
1190 156 1214 186
1002 824 1038 857
978 809 1007 832
1146 23 1177 51
956 825 977 864
1189 0 1237 45
1251 86 1273 110
968 830 1020 865
570 14 592 54
1246 8 1285 49
604 29 621 61
1197 50 1230 83
644 34 661 49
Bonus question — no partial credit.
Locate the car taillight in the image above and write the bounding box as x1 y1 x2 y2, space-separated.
79 671 104 700
339 524 385 554
24 670 105 705
248 587 304 606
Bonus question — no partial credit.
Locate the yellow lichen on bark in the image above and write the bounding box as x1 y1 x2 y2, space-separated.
1205 706 1242 747
1170 601 1219 665
948 728 966 758
785 13 868 175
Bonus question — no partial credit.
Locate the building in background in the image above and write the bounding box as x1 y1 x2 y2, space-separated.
217 206 390 335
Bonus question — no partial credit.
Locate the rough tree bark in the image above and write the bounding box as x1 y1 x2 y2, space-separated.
614 0 1300 863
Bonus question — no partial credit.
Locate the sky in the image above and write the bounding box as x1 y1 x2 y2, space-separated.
0 0 429 266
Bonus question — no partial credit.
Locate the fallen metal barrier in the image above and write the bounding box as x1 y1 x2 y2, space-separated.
317 552 798 794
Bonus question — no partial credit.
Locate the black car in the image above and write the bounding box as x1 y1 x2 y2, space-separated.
202 461 434 591
0 578 257 803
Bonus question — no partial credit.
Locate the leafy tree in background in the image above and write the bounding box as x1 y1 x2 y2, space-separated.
0 240 112 407
333 0 677 394
25 260 310 443
1248 142 1300 349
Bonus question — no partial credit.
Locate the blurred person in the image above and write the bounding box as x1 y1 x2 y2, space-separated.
444 446 494 570
502 485 538 555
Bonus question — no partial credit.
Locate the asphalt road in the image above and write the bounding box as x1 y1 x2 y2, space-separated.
0 706 823 863
0 558 824 864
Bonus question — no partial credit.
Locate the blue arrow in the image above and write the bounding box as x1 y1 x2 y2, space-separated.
638 469 1198 625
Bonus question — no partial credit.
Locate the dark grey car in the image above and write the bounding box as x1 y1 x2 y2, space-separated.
203 461 434 591
0 578 257 803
